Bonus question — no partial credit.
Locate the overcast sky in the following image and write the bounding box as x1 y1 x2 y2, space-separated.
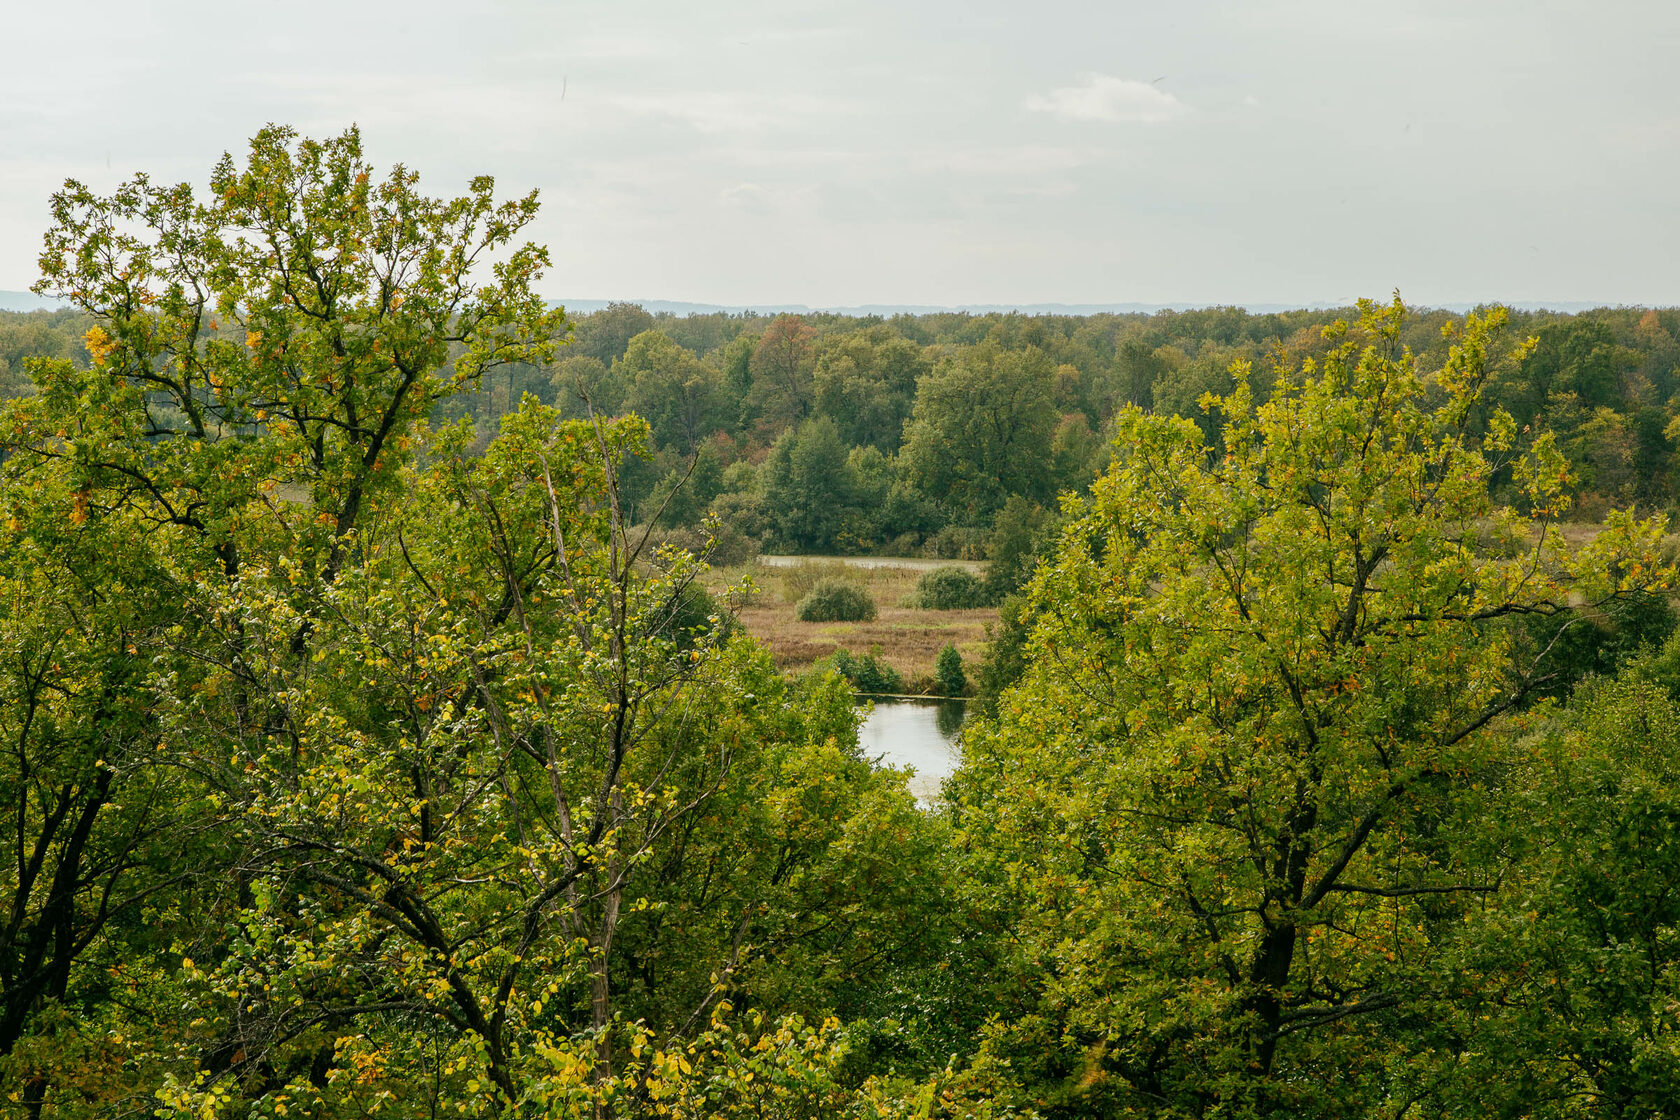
2 1 1676 308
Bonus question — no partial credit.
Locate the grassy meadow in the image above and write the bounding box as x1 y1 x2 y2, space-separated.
707 557 996 692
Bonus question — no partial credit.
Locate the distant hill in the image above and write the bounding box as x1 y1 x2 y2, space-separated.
550 298 1223 317
552 297 1622 317
2 290 1626 318
0 291 61 313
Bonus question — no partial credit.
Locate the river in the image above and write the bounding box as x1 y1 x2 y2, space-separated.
856 698 966 803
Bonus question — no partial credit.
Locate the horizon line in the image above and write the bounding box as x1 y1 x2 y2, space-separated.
0 289 1654 318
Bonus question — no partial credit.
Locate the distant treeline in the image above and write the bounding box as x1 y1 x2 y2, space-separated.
8 299 1679 564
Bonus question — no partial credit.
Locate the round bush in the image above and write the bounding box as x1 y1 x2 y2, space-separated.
665 581 737 649
935 644 967 697
913 565 989 610
832 648 903 694
796 579 877 622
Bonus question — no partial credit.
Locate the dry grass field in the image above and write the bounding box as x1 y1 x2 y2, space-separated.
706 558 997 691
699 523 1675 691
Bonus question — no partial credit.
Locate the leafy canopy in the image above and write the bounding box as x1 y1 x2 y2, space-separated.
954 297 1672 1116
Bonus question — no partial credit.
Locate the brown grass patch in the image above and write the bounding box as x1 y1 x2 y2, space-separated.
711 560 996 688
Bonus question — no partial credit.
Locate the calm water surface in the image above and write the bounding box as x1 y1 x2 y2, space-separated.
856 699 966 803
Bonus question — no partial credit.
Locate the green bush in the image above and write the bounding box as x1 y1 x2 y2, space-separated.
646 522 761 569
911 565 990 610
664 581 737 650
779 560 856 604
935 644 967 697
832 648 903 694
796 579 877 622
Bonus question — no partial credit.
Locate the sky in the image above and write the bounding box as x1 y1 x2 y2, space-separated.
2 0 1677 309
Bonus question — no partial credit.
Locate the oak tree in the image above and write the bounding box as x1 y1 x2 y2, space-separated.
953 299 1671 1116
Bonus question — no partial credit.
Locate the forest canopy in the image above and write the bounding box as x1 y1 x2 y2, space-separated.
2 127 1680 1120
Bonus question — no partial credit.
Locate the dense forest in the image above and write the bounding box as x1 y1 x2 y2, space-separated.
12 229 1680 571
4 127 1680 1119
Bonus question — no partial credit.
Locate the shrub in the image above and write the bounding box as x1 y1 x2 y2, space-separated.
647 522 761 569
832 648 903 694
796 579 877 622
705 521 762 568
779 560 856 604
911 565 990 610
664 581 737 650
935 644 967 697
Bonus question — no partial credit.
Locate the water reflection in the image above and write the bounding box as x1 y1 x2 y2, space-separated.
934 698 966 739
856 699 966 804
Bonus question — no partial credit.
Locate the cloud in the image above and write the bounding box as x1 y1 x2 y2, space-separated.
607 92 842 134
1026 75 1188 124
719 182 772 213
